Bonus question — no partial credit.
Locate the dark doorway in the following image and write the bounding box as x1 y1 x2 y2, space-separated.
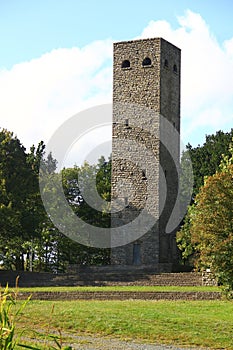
133 243 141 265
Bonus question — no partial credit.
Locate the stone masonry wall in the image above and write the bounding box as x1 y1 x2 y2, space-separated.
111 38 181 267
159 39 181 263
18 291 221 301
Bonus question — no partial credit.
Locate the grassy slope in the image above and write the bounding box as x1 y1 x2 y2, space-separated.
18 299 233 349
15 285 221 292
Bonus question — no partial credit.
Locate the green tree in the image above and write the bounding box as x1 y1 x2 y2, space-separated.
178 130 233 267
0 129 35 270
23 142 58 271
179 143 233 296
0 131 56 271
0 128 111 271
176 205 196 266
60 157 111 266
186 129 233 197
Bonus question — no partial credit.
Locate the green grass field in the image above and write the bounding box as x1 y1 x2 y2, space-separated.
17 298 233 349
16 285 221 292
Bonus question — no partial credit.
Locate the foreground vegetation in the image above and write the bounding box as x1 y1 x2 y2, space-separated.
17 299 233 349
1 283 231 349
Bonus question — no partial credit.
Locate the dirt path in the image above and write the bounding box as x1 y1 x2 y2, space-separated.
60 334 205 350
21 329 207 349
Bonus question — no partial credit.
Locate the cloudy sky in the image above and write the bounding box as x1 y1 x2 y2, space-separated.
0 0 233 165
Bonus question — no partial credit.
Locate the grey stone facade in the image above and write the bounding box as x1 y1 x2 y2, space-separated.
111 38 181 270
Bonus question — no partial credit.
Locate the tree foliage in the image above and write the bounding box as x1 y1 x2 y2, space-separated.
178 140 233 296
184 128 233 197
61 156 111 266
178 129 233 262
0 129 39 270
0 128 111 271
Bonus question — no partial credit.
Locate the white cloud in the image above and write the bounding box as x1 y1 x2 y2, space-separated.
139 9 233 145
224 37 233 58
0 40 113 152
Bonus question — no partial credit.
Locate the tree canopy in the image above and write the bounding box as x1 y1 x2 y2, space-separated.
0 128 111 271
178 140 233 296
0 129 41 270
183 128 233 197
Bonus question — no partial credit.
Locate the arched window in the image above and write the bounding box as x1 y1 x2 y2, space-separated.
142 57 152 66
164 59 169 68
121 60 130 68
173 64 177 73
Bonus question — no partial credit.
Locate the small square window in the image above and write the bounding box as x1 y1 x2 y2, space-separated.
142 170 147 179
173 64 178 73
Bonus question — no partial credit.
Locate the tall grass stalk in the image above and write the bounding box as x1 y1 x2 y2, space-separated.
0 278 72 350
0 277 30 350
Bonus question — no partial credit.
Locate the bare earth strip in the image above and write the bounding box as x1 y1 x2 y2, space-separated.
61 334 206 350
21 330 208 350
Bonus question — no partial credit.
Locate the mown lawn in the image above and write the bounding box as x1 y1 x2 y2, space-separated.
17 299 233 349
15 285 221 292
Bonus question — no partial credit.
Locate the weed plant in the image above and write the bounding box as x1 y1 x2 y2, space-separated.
0 278 72 350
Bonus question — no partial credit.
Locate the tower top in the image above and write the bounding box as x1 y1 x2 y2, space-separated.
114 37 181 51
113 36 181 122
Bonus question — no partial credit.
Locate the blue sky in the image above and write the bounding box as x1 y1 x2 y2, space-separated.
1 0 233 68
0 0 233 164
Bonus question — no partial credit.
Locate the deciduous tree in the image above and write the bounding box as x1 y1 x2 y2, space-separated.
179 143 233 296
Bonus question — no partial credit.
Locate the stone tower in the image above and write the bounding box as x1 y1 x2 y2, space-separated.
111 38 181 270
